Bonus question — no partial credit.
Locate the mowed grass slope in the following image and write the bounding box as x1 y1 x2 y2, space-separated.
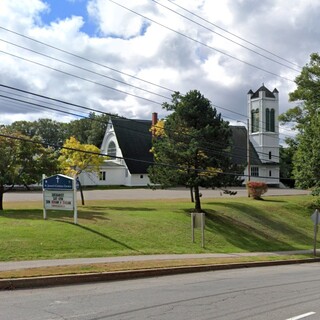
0 195 316 261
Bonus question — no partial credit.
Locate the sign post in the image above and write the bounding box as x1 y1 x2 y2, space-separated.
191 212 205 248
42 174 78 224
311 209 320 257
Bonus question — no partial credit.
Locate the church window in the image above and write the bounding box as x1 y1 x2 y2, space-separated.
251 166 259 177
251 109 259 133
99 171 106 181
270 109 275 132
269 151 272 160
266 108 275 132
107 141 117 157
266 108 270 131
269 170 272 177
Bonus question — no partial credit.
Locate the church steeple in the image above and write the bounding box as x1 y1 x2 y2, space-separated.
247 85 279 164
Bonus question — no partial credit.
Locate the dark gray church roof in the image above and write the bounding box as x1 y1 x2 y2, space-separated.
250 85 276 99
112 118 153 174
111 118 262 174
230 126 262 166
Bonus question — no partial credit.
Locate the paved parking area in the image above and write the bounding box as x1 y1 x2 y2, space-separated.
4 187 310 203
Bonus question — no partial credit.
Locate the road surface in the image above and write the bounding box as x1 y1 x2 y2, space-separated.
1 263 320 319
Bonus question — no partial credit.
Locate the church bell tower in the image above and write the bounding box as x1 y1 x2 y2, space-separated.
247 84 280 184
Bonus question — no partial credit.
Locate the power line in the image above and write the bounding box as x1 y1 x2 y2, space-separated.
151 0 301 73
0 50 163 106
0 38 171 101
164 0 303 70
0 29 298 140
0 26 175 94
107 0 295 83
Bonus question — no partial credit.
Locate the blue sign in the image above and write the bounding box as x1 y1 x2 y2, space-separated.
43 174 74 190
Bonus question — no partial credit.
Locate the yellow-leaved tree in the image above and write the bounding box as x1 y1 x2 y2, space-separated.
58 136 106 205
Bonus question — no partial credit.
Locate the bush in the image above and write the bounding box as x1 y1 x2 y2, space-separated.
246 181 268 199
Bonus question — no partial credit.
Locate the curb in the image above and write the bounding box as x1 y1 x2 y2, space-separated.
1 257 320 290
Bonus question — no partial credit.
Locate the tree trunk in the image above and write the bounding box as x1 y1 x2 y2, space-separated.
0 185 4 211
194 185 202 213
190 186 194 203
77 179 85 205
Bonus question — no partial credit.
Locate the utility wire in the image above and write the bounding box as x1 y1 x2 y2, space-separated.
0 38 171 101
165 0 303 70
107 0 295 82
151 0 301 73
0 50 163 106
0 26 175 94
0 32 297 139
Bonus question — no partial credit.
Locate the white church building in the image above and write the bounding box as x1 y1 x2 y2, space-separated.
78 85 280 187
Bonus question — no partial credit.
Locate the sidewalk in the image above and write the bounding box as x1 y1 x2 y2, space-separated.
0 250 314 271
1 251 319 290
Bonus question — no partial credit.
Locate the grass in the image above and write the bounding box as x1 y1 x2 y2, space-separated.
0 195 317 262
0 255 312 279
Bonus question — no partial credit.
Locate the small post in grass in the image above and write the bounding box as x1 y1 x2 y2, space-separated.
191 212 205 248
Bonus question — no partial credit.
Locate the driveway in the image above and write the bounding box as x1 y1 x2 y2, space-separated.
4 187 310 203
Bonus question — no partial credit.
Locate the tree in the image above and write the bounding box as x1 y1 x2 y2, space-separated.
279 138 297 187
58 136 106 204
149 90 238 212
279 53 320 193
0 129 58 210
67 113 111 147
8 119 69 147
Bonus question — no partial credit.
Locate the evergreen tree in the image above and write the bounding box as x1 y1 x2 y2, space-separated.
149 90 239 212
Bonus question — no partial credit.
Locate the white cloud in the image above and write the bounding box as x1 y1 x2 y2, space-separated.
87 0 154 39
0 0 319 141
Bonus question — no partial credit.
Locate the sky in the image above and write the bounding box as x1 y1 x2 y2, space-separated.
0 0 319 142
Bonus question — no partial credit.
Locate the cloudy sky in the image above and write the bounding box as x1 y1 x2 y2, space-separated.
0 0 319 141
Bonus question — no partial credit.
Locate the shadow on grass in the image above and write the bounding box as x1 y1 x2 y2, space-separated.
1 209 110 221
88 206 156 212
186 201 313 251
220 202 312 243
257 198 286 203
57 220 140 253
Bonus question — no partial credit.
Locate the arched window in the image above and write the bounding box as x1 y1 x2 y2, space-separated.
269 151 272 160
266 108 275 132
266 108 270 131
107 141 117 157
270 109 275 132
251 108 259 133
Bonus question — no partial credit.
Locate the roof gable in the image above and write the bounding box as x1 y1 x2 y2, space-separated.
111 118 153 174
230 126 262 166
251 85 275 99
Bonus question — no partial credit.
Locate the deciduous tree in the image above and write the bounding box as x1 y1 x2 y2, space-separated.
0 129 57 210
58 136 105 204
279 53 320 193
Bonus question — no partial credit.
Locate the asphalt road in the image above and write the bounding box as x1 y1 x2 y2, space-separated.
1 263 320 320
4 187 310 202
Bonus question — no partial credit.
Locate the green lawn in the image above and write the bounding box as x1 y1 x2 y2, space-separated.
0 195 317 261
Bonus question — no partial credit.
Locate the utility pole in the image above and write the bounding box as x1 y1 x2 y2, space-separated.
247 118 251 193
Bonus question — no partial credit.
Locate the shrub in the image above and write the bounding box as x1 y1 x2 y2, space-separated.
246 181 268 199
